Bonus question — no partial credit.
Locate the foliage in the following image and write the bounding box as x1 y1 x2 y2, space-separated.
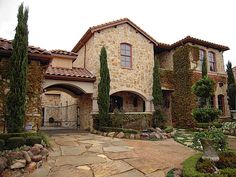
221 122 236 136
99 126 139 134
192 76 215 100
164 126 173 133
25 136 42 146
193 127 227 152
196 122 222 129
166 169 174 177
98 47 111 128
192 108 221 123
152 57 164 128
36 131 51 147
6 136 26 149
6 4 29 133
0 139 5 150
226 61 235 85
183 153 236 177
216 152 236 169
202 54 208 78
172 45 196 128
196 158 216 173
226 61 236 110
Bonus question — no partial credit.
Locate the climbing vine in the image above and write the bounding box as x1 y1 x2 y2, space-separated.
172 45 196 128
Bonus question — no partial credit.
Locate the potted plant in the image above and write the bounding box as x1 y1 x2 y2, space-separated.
193 126 227 162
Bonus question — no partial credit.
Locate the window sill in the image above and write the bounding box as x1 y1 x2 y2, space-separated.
121 67 133 70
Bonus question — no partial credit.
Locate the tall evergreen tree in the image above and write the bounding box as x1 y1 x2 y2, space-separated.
152 57 164 128
226 61 236 110
6 3 29 133
97 47 110 128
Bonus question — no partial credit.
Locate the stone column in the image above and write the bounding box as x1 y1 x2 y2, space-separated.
145 99 153 113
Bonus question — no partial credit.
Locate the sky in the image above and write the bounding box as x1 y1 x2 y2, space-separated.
0 0 235 66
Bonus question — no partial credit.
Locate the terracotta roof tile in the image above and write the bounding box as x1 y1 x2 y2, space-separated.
0 37 51 55
50 49 78 57
45 66 95 82
170 36 229 51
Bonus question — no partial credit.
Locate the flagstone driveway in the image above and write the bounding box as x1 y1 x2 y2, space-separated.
29 133 197 177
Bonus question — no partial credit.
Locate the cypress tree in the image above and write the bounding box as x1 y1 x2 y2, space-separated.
6 3 29 133
97 47 110 128
226 61 236 110
152 57 164 128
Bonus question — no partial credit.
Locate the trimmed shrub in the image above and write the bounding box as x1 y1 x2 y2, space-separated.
196 158 216 173
0 132 38 141
0 139 5 150
99 126 139 134
25 136 42 146
164 126 173 133
6 137 25 149
196 122 223 129
192 108 221 123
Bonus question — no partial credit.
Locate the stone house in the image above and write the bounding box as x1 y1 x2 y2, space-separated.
0 18 230 131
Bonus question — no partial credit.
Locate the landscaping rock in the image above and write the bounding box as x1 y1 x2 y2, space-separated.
116 132 125 138
22 146 31 151
108 132 115 137
140 133 149 139
10 159 26 169
173 168 183 177
22 151 31 163
41 148 49 158
30 146 41 155
0 157 8 173
37 160 43 168
130 134 135 139
149 132 160 139
32 155 43 162
7 151 24 160
135 134 140 139
156 127 163 133
27 150 34 158
27 162 37 173
34 144 44 150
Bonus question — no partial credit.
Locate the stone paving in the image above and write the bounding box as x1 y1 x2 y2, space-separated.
29 133 197 177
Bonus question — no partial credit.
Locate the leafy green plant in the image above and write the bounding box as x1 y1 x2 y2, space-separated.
196 158 216 173
192 108 221 123
193 127 227 152
6 136 25 149
164 126 173 133
192 76 215 99
25 136 42 146
0 139 5 150
226 61 236 110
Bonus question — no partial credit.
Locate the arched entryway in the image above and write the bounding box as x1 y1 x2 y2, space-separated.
109 91 145 113
41 81 93 130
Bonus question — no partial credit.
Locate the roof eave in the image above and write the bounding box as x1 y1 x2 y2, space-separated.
45 74 96 82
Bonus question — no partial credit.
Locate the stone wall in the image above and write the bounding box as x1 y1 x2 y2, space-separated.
74 23 154 101
78 94 93 130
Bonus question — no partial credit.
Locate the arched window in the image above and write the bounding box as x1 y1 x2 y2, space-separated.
208 52 216 72
120 43 132 68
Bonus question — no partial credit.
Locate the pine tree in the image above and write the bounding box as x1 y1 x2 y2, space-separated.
152 57 164 128
6 3 29 133
226 61 236 110
97 47 110 128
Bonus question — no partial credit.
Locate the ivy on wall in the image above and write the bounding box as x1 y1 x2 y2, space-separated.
172 45 196 128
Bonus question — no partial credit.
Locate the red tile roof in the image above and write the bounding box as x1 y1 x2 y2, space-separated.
72 18 165 52
50 49 78 57
45 66 96 82
170 36 229 51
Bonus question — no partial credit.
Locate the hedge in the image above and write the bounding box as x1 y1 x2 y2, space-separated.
6 137 25 149
99 126 139 134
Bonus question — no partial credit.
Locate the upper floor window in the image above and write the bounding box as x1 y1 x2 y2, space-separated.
199 49 205 70
120 43 132 68
208 52 216 72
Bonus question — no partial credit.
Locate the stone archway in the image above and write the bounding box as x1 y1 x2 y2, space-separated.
41 81 93 130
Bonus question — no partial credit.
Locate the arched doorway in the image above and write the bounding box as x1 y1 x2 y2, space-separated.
41 83 92 130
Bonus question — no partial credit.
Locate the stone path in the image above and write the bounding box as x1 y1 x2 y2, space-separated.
29 133 196 177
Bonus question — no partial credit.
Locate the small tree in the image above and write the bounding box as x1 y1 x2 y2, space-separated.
226 61 236 110
202 54 208 78
152 57 164 128
97 47 110 128
6 3 29 133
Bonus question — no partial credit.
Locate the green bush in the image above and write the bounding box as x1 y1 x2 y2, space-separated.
25 136 42 146
192 108 221 123
37 131 51 147
99 126 139 134
196 158 217 173
197 122 222 129
166 169 174 177
183 153 236 177
0 139 5 150
164 126 173 133
6 137 25 149
216 152 236 169
0 132 38 141
192 76 215 99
